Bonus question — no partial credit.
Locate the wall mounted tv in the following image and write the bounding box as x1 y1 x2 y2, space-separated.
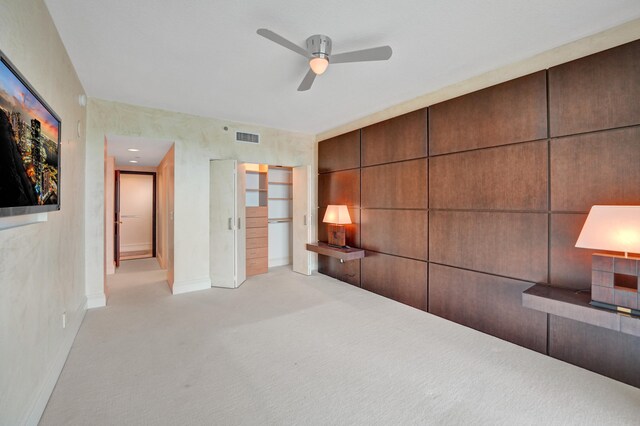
0 50 61 217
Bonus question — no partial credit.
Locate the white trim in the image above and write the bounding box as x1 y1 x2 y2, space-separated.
172 277 212 295
269 257 292 268
24 297 87 426
120 243 152 252
86 292 106 308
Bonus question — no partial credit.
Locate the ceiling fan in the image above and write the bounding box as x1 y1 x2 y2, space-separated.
257 28 392 91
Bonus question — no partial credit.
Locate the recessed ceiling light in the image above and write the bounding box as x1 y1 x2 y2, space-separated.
129 160 138 163
127 148 140 152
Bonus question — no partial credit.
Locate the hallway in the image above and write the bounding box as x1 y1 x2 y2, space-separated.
40 261 640 425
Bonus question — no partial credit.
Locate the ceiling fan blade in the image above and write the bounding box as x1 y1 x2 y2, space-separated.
297 69 316 91
330 45 392 64
257 28 309 58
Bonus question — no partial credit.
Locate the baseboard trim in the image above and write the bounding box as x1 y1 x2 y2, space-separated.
86 292 106 309
24 297 87 426
172 278 212 295
269 257 292 268
121 243 152 252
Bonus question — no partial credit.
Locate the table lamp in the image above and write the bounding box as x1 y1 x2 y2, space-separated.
323 205 351 248
575 205 640 314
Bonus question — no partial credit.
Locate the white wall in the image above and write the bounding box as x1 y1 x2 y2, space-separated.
85 99 316 297
0 1 87 424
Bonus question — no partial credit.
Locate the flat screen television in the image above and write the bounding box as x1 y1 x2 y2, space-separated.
0 50 61 217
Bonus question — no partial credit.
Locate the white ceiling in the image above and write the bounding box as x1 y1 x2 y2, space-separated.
106 135 173 167
45 1 640 135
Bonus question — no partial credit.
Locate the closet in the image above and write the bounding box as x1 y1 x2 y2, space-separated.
245 164 293 276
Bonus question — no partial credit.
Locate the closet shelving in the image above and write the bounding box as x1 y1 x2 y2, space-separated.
244 164 293 275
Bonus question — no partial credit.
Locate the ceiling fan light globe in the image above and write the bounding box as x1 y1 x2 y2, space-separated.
309 57 329 75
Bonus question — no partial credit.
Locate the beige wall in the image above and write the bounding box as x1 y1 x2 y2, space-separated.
0 0 87 424
86 99 315 297
156 145 175 284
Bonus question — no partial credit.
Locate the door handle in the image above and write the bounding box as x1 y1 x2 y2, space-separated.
115 221 123 224
303 214 307 226
238 217 241 229
228 218 233 230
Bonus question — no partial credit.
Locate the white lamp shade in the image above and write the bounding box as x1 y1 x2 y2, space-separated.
323 205 351 225
575 205 640 255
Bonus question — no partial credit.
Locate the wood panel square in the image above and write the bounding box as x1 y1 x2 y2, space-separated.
549 40 640 137
429 141 548 211
318 169 360 208
361 159 427 209
591 285 614 305
318 130 361 173
548 214 619 290
429 264 547 352
592 270 613 287
429 211 547 283
429 71 547 155
550 127 640 212
318 256 361 287
361 252 427 310
614 258 638 276
614 289 638 310
592 254 614 272
549 315 640 388
361 109 427 166
360 209 427 260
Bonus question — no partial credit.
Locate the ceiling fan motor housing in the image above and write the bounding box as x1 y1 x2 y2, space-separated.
306 34 332 59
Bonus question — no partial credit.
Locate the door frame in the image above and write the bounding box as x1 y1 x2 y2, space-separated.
115 171 157 262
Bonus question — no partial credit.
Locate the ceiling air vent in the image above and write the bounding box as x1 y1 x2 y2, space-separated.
236 131 260 144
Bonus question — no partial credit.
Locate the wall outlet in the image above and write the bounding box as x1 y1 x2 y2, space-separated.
62 312 66 329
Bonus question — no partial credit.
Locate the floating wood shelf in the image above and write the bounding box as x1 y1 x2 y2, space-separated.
246 170 267 175
522 284 640 338
268 181 292 185
268 197 292 200
306 242 365 262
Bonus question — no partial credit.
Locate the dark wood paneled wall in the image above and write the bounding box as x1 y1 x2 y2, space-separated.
317 40 640 387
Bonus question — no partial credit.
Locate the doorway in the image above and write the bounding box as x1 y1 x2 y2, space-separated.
104 135 175 301
115 171 156 263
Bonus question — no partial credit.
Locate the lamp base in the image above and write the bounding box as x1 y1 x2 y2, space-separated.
591 253 639 312
590 300 640 317
327 224 346 247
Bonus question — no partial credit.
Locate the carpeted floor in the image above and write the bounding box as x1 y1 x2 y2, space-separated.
40 259 640 425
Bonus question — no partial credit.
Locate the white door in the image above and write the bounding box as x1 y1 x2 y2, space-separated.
236 163 247 285
119 173 154 259
292 165 312 275
209 160 247 288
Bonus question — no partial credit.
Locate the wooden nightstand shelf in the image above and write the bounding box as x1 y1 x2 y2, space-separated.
306 242 365 263
522 284 640 338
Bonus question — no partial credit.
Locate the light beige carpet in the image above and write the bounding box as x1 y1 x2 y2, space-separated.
40 259 640 425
